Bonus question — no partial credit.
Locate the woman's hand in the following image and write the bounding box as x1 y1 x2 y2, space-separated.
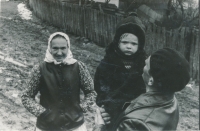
95 107 105 125
99 105 111 125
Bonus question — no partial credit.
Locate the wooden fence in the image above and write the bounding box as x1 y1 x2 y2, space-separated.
29 0 199 81
144 24 199 81
29 0 123 46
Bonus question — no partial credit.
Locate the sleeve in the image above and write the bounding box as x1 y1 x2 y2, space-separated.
92 124 107 131
21 64 46 117
116 119 150 131
78 61 97 112
94 62 110 107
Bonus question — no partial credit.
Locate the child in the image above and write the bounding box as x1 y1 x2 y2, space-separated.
21 32 96 131
94 15 146 128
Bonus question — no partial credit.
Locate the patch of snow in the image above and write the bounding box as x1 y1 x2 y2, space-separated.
0 55 27 67
0 16 12 20
12 93 18 98
0 51 4 55
5 78 12 82
0 67 6 73
0 0 9 2
186 83 193 88
17 3 32 20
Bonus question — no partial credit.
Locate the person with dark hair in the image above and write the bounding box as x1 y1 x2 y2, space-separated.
21 32 96 131
94 15 146 129
94 48 190 131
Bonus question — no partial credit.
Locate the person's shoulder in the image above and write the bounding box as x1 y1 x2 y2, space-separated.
77 60 86 67
117 117 150 131
33 62 50 72
125 104 155 121
29 63 41 75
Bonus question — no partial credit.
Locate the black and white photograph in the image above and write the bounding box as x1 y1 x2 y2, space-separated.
0 0 199 130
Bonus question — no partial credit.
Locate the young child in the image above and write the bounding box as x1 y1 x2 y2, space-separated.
94 15 146 128
21 32 96 131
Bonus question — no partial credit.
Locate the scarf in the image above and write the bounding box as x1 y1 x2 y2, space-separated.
44 32 77 65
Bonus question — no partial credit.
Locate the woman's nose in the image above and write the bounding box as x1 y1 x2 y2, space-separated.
57 49 62 55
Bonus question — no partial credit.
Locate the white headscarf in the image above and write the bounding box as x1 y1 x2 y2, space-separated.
44 32 77 65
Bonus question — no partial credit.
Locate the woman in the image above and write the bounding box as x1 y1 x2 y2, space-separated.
21 32 96 131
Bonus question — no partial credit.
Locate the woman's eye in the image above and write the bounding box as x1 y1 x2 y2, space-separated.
61 47 66 50
52 47 58 50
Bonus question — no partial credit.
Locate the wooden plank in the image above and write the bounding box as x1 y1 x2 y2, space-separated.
104 13 108 45
75 5 77 35
85 8 88 38
83 6 86 37
196 31 199 81
80 7 84 36
91 8 94 42
99 11 103 46
95 9 98 43
94 10 97 43
189 31 195 78
63 2 67 29
78 6 81 36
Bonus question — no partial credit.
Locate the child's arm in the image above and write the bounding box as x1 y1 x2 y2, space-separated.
21 65 46 117
94 62 111 107
78 61 97 112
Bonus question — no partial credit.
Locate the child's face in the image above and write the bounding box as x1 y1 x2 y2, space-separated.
118 34 138 55
50 37 68 62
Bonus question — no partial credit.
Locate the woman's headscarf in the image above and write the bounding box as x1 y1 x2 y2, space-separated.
44 32 77 65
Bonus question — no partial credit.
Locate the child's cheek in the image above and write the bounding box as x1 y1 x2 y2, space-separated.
132 46 138 54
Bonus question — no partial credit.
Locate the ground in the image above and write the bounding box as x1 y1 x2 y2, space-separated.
0 0 199 130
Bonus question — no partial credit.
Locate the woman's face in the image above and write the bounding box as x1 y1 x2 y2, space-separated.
50 37 68 62
118 34 139 55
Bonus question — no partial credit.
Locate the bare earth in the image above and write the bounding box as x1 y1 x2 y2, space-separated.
0 1 199 130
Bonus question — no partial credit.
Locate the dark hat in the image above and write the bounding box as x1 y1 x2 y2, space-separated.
105 13 146 60
113 13 146 53
150 48 190 92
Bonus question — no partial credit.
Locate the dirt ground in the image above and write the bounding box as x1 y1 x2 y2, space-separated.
0 0 199 130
